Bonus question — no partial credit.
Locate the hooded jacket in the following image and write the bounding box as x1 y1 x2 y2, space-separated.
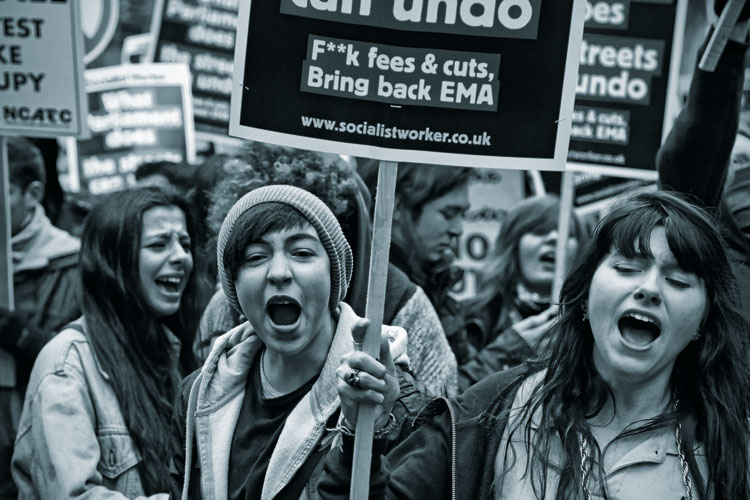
170 302 426 500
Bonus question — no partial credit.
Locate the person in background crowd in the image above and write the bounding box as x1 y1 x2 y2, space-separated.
169 185 428 499
0 137 81 498
357 161 472 366
186 154 232 309
27 138 63 225
12 187 201 498
319 190 750 500
657 6 750 321
197 144 457 396
458 195 589 390
135 160 196 196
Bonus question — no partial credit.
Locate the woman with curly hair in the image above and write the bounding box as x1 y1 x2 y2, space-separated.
11 187 201 498
196 143 457 396
319 190 750 499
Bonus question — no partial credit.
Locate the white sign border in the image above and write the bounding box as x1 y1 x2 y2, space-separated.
67 62 197 192
229 0 586 171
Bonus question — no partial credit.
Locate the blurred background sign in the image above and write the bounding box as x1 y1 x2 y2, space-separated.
82 0 120 66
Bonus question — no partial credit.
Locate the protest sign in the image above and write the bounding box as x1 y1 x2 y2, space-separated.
67 63 196 195
452 168 526 300
82 0 119 66
568 0 687 181
230 0 586 170
0 0 88 138
149 0 239 138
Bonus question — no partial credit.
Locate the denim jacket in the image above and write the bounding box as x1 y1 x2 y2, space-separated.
11 317 170 499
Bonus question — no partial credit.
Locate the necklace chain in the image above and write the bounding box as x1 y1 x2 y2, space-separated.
578 392 694 500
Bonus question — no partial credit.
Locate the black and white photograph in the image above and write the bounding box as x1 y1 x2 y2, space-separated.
1 0 749 498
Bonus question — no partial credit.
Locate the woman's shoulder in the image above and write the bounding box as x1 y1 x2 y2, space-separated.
29 319 106 390
33 323 89 371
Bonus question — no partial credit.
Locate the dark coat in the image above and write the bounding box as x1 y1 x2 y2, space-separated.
318 367 526 500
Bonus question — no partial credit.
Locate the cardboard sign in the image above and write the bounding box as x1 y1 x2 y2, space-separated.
230 0 586 170
568 0 687 178
0 0 88 138
67 63 196 195
149 0 239 138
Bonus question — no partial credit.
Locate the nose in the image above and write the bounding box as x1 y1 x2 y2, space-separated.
168 240 190 266
267 253 292 286
447 217 463 237
633 268 662 306
543 230 558 244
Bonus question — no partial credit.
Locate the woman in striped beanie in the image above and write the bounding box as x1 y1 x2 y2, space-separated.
169 184 427 500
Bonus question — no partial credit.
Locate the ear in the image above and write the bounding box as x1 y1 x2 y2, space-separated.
23 180 45 206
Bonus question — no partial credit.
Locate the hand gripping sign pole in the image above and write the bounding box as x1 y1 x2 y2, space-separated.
351 160 398 500
700 0 747 71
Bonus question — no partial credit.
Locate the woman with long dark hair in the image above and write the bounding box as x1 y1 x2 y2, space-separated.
320 190 750 499
12 187 201 498
459 195 589 390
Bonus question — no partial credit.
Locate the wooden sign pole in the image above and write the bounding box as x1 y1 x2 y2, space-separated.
552 170 575 302
0 137 13 313
350 160 398 500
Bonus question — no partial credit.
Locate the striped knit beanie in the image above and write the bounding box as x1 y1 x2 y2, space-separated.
217 184 353 313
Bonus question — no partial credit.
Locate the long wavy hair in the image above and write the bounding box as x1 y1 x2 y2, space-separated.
470 195 589 326
498 190 750 499
79 187 201 494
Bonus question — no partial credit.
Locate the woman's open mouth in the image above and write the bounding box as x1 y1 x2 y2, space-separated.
618 311 662 348
155 275 184 295
266 296 302 326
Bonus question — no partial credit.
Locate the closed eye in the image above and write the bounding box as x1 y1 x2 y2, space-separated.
666 277 690 289
614 264 639 274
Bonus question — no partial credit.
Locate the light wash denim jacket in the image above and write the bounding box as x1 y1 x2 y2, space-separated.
11 317 170 499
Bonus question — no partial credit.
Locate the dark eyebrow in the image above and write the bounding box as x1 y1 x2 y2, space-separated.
443 203 470 211
252 232 320 246
285 233 320 244
143 230 190 241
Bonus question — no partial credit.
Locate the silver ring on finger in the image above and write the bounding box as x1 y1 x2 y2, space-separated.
343 368 362 389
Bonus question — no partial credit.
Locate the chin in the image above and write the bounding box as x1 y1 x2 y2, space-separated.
153 304 180 318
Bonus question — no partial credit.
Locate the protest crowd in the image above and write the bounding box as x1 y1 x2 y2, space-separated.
1 0 750 499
